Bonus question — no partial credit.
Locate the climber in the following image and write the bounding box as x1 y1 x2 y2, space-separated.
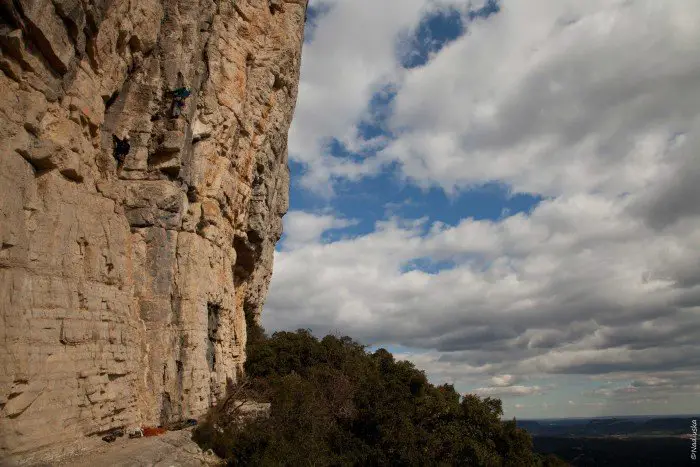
170 87 191 118
112 134 130 164
269 0 282 13
172 87 191 99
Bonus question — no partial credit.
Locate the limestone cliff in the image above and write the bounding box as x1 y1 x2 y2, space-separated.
0 0 306 461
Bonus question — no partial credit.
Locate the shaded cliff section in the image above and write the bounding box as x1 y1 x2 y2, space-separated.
0 0 306 462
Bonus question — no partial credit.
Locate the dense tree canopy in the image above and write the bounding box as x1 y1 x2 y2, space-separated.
194 326 567 466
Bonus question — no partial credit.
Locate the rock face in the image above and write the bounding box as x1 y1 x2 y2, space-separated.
53 427 221 467
0 0 306 461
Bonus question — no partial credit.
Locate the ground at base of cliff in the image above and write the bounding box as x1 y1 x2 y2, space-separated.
23 428 221 467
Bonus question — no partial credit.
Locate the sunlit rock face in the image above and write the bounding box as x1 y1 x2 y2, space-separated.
0 0 306 461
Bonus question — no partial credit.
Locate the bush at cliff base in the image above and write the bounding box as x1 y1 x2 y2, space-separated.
193 328 568 467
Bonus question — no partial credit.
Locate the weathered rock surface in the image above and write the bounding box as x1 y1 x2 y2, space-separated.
0 0 306 462
51 427 220 467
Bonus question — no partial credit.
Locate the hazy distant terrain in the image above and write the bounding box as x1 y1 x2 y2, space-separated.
518 416 698 466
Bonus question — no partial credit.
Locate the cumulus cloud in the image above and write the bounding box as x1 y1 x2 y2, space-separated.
474 385 543 397
289 0 434 192
269 0 700 416
587 371 700 403
281 211 358 249
382 0 700 197
289 0 475 193
491 375 518 387
267 190 700 415
267 203 700 378
291 0 700 197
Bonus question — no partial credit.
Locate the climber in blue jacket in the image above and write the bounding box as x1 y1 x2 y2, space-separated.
170 87 192 117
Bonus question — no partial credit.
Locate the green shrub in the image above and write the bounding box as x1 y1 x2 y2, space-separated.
194 327 567 466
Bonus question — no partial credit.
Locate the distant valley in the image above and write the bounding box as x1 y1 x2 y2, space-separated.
518 416 698 466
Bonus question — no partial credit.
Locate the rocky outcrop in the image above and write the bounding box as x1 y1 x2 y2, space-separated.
53 427 221 467
0 0 306 462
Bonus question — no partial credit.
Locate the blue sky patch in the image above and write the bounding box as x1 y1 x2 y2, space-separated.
401 8 464 69
285 0 536 254
466 0 501 22
303 3 332 43
286 160 542 250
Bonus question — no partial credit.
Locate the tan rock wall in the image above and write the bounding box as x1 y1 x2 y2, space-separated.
0 0 306 461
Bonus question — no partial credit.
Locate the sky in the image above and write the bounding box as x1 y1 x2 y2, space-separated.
263 0 700 419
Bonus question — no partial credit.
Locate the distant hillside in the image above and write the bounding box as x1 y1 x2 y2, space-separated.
532 436 695 467
518 416 697 466
518 416 697 437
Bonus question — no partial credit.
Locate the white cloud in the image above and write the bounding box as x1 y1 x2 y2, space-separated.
281 211 357 249
292 0 700 198
474 385 543 397
289 0 438 193
491 375 517 387
267 200 700 362
290 0 477 193
381 0 700 197
270 0 700 417
587 371 700 403
266 198 700 414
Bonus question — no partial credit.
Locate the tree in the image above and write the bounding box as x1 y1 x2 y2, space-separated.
194 329 566 466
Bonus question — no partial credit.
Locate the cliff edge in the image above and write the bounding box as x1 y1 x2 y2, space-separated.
0 0 306 461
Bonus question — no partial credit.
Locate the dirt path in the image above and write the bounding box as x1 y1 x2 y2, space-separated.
50 428 221 467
